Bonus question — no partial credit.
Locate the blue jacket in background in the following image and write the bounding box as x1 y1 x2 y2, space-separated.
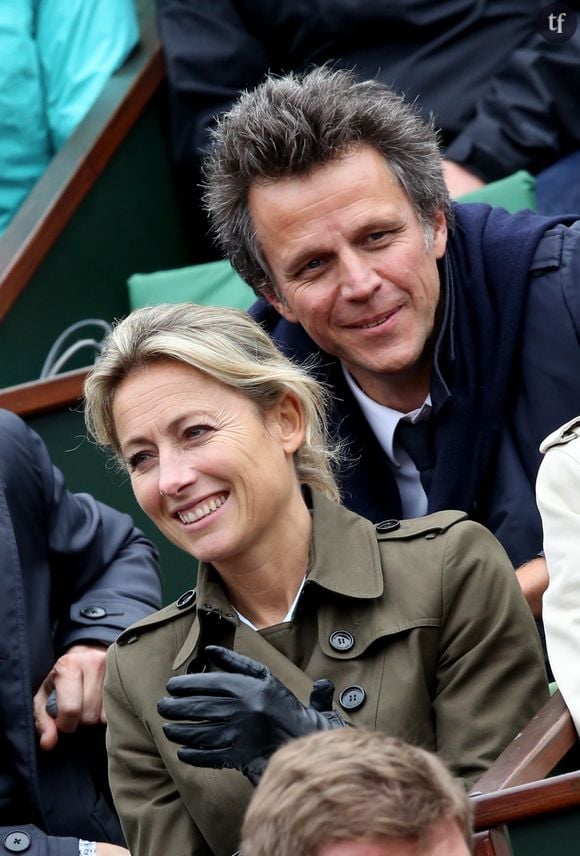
0 408 161 854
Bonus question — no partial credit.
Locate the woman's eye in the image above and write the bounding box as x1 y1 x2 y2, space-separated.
185 425 212 441
127 451 152 472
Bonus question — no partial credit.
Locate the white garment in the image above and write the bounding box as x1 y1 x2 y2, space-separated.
536 417 580 736
343 365 432 518
234 577 306 631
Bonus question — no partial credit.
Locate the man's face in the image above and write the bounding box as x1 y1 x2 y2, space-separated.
317 819 471 856
248 145 447 410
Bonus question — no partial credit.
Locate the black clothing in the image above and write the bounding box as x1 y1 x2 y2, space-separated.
157 0 580 187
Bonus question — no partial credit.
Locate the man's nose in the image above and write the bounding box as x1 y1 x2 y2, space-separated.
338 249 382 299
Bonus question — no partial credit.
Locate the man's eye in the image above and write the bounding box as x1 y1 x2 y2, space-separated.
305 258 322 271
367 231 388 243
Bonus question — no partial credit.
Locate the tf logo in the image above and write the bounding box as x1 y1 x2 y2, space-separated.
536 3 578 43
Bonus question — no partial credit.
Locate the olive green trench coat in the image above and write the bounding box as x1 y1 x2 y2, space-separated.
104 491 547 856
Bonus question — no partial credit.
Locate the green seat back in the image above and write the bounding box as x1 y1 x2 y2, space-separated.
128 259 254 310
458 170 537 212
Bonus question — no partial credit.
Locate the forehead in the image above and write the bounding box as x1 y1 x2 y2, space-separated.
116 359 219 399
317 821 470 856
111 360 249 434
247 145 417 256
249 145 411 218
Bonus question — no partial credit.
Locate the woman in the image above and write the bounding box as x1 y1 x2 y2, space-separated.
84 303 546 856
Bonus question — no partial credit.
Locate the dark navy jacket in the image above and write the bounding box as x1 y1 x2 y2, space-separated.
0 409 161 855
158 0 580 184
251 205 580 567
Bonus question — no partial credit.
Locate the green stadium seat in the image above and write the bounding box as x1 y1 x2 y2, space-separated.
128 258 253 311
458 170 537 212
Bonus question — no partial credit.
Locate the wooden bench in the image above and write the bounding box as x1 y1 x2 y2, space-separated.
471 690 580 855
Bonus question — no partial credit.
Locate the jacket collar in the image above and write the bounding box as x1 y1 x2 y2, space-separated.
172 490 383 669
305 489 383 599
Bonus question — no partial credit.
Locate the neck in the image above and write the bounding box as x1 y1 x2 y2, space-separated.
351 367 431 413
215 486 312 630
349 334 435 411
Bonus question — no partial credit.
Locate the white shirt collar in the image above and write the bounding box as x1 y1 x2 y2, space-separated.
342 365 432 467
234 576 306 631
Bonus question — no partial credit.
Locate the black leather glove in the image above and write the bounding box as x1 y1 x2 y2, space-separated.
157 645 346 785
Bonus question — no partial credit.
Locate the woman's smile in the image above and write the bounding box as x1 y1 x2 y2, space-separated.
174 492 229 526
112 359 306 574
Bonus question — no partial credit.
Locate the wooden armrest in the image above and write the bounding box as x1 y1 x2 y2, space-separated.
0 17 164 321
470 690 577 794
0 369 87 417
473 828 511 856
472 770 580 829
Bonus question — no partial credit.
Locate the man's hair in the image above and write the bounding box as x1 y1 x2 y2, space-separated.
203 65 452 297
241 730 472 856
84 302 340 500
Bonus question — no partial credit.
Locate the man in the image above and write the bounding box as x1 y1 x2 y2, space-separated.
240 729 472 856
157 0 580 264
202 66 580 617
0 408 161 855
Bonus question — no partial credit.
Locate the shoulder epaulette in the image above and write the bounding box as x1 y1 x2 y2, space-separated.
375 510 467 541
540 417 580 454
116 588 196 646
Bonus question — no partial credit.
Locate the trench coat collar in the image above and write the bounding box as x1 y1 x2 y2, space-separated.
305 489 383 599
172 490 383 669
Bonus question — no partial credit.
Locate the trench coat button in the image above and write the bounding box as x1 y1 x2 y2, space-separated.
376 519 400 533
4 831 31 852
176 590 195 609
329 630 355 652
80 605 107 619
339 685 366 711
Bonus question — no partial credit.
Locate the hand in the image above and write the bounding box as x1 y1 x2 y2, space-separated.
34 643 108 750
443 159 486 198
158 645 345 785
96 846 130 856
516 556 549 618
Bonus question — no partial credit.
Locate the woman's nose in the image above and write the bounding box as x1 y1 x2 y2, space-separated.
158 449 197 497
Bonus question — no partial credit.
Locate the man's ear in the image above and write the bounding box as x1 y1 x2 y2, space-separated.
263 288 300 324
432 208 448 259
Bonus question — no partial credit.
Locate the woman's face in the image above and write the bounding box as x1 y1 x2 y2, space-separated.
112 359 304 567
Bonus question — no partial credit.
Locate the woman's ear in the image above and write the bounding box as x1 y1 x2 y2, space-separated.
267 393 305 454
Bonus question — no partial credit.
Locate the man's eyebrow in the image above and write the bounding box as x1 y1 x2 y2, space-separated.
281 244 328 275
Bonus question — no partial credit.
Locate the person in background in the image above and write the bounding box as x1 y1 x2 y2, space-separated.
82 302 546 855
536 417 580 735
201 66 580 619
0 0 138 234
240 729 472 856
0 408 161 856
156 0 580 261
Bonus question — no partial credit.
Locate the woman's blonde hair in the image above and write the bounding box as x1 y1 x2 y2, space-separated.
84 302 340 500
